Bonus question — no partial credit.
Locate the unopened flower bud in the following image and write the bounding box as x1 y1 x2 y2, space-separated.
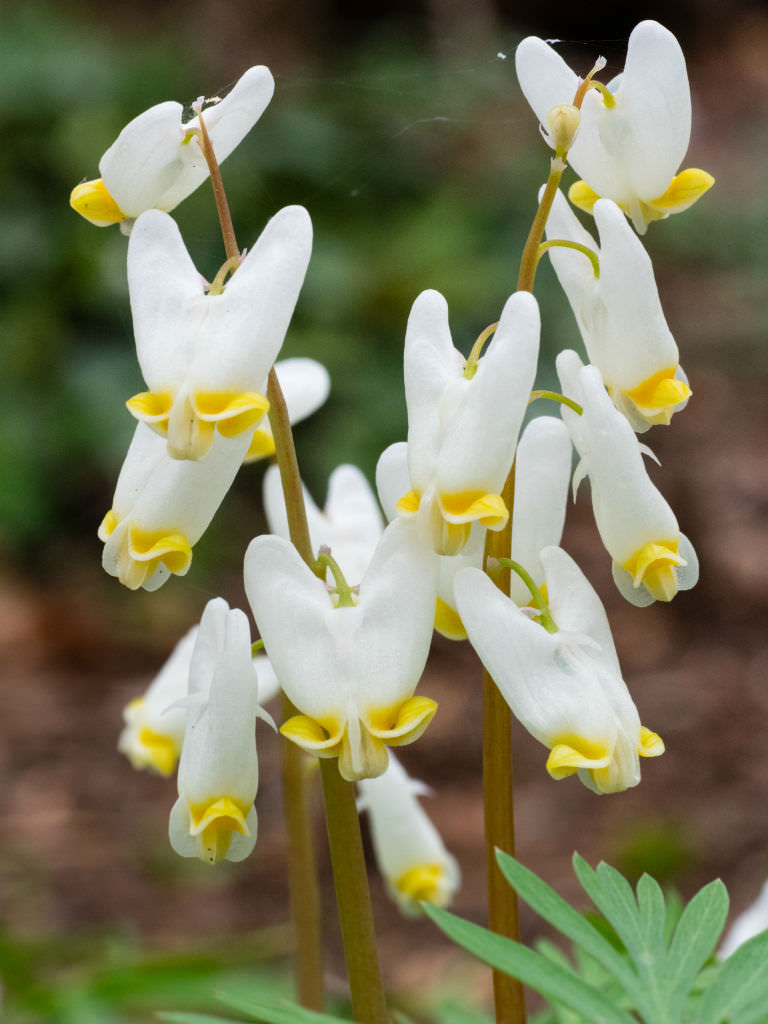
546 104 580 152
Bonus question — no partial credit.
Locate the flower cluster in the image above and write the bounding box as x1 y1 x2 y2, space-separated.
74 21 710 887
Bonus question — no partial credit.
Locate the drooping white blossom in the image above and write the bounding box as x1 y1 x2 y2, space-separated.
263 462 383 585
125 206 312 461
119 626 198 777
119 624 281 777
376 289 539 557
545 192 690 430
70 66 274 227
99 423 250 591
169 598 270 864
244 518 439 781
455 546 664 794
516 21 714 233
357 754 460 915
557 350 698 605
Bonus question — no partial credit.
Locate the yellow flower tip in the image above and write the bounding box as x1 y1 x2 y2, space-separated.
396 863 448 907
439 490 508 529
368 695 439 747
639 726 665 758
625 368 691 424
568 179 601 215
130 526 193 573
280 715 343 755
244 429 276 463
647 168 715 215
622 540 684 601
434 596 467 641
396 490 421 516
126 391 173 426
98 508 119 541
69 178 127 226
546 736 610 780
132 726 179 777
189 797 251 865
193 391 270 435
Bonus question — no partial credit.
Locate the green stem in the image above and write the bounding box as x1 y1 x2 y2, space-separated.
535 239 599 278
527 390 583 416
496 559 558 633
320 760 389 1024
482 466 526 1024
517 157 566 293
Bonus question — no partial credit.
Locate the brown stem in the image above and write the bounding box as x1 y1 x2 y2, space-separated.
196 106 241 265
482 465 526 1024
516 158 565 294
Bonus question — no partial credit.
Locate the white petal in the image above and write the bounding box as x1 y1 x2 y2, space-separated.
515 37 580 143
274 357 331 424
376 442 411 522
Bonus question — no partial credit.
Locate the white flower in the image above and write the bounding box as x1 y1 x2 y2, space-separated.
246 358 331 463
427 415 572 640
719 879 768 959
168 598 270 864
455 546 664 794
119 625 281 777
557 350 698 605
244 518 439 781
118 626 197 777
516 21 714 233
99 423 250 591
70 66 274 227
376 289 539 557
357 754 460 916
263 462 383 585
545 192 690 430
125 206 312 461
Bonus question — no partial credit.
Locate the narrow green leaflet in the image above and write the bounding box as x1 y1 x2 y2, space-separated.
495 851 639 995
635 873 666 951
423 903 637 1024
664 878 728 1021
696 928 768 1024
572 855 667 1020
158 1015 243 1024
216 992 352 1024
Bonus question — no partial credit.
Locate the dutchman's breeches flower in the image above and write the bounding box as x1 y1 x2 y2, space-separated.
126 206 312 461
100 423 251 591
426 415 572 640
244 518 439 782
119 626 198 776
357 754 460 915
455 546 664 794
263 462 384 586
377 289 539 557
516 21 714 233
70 65 274 228
557 351 699 605
169 598 270 865
545 191 691 430
119 623 281 777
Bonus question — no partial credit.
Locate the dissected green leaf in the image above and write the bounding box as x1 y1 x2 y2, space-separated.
696 928 768 1024
495 851 638 995
664 879 729 1021
423 903 637 1024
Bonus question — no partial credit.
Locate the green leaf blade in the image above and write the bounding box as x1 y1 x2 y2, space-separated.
665 879 729 1021
697 928 768 1024
424 903 637 1024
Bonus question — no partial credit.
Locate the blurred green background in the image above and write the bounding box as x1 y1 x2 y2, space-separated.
2 1 768 1021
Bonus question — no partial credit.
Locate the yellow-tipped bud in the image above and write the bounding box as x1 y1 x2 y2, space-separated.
69 179 126 227
547 103 581 153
